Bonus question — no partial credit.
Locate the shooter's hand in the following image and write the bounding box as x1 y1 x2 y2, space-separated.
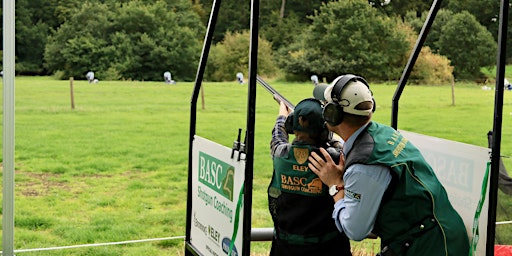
279 101 291 117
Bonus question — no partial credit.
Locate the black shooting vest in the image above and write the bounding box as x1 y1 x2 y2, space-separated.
344 122 469 256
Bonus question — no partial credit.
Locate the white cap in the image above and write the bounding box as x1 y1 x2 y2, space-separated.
322 75 373 116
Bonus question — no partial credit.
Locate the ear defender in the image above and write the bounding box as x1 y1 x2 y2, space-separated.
323 103 344 126
322 74 375 126
284 111 294 134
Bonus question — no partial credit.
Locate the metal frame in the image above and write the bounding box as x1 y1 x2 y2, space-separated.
487 0 509 254
185 0 260 255
391 0 509 254
3 0 16 255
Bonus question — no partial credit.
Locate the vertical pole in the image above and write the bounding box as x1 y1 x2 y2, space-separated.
3 0 16 255
391 0 442 129
70 77 75 109
243 0 259 254
201 85 205 110
487 0 508 254
186 0 221 254
451 78 455 106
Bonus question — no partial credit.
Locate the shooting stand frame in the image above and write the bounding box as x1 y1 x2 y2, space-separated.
185 0 259 255
184 0 509 255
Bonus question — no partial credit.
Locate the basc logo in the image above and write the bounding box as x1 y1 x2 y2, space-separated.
198 152 235 201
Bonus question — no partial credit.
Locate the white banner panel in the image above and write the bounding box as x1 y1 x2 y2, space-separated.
190 135 245 256
400 130 489 256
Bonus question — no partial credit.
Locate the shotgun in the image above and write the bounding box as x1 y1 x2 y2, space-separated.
256 75 295 110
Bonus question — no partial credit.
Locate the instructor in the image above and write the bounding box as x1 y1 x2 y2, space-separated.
309 74 469 256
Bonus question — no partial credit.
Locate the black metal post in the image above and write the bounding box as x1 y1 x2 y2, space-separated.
185 0 221 254
242 0 259 254
486 0 508 254
391 0 442 129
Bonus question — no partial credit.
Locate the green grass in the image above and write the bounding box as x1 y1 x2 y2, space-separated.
1 76 512 255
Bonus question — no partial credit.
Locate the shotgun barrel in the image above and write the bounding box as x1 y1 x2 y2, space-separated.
256 75 295 110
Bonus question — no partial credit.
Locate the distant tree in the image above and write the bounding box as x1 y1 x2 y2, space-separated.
196 0 251 43
206 30 278 81
404 9 455 54
44 0 203 81
260 11 306 52
447 0 500 38
446 0 512 63
279 0 409 81
44 3 113 79
370 0 435 19
438 11 496 80
398 21 454 84
196 0 325 45
12 0 57 74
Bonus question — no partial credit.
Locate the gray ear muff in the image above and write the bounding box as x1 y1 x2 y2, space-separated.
323 103 344 126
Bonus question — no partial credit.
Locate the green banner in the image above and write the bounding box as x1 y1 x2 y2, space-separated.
198 152 235 201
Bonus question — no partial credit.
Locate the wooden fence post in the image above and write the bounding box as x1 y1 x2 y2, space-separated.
70 77 75 110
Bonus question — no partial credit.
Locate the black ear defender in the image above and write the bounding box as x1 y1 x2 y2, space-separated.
322 74 375 126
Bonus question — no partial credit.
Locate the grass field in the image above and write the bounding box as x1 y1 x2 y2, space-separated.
1 76 512 255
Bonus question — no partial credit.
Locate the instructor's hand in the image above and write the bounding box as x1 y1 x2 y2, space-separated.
308 148 345 188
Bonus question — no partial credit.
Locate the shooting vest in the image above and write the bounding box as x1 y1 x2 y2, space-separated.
345 122 469 256
268 144 341 246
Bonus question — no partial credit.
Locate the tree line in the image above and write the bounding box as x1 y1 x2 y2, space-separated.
0 0 507 82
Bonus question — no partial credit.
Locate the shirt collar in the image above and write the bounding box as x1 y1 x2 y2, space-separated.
343 122 371 155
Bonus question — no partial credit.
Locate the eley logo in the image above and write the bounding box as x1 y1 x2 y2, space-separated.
198 152 235 201
294 147 309 164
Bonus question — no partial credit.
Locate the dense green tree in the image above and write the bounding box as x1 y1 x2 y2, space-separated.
196 0 325 44
44 3 112 78
13 0 54 74
279 0 409 81
404 9 455 54
447 0 500 37
399 21 454 84
44 0 203 81
4 0 510 78
273 0 326 23
446 0 512 63
438 11 497 80
260 11 306 51
370 0 436 19
206 30 278 81
196 0 251 43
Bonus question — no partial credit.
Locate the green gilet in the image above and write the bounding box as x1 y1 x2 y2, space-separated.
268 144 343 247
345 122 469 256
270 144 327 197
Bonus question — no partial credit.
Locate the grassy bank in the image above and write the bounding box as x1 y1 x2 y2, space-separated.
1 76 511 255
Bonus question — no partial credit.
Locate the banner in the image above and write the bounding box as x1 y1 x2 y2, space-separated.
400 130 489 256
190 135 245 256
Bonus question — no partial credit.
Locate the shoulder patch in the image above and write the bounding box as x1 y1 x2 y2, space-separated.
345 189 361 201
